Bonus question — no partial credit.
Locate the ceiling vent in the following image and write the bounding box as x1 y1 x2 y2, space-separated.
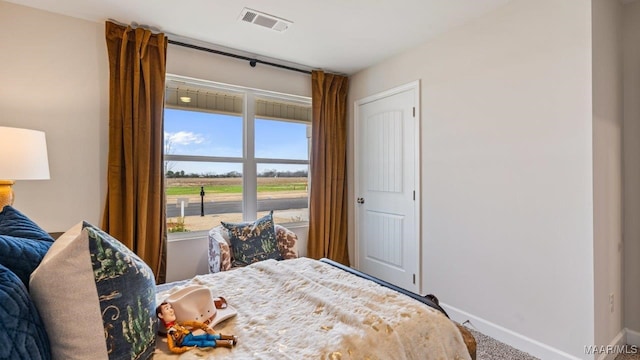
239 7 292 32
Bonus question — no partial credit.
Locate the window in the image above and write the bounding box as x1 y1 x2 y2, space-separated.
164 76 311 235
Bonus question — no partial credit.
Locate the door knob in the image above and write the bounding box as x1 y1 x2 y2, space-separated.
357 197 365 204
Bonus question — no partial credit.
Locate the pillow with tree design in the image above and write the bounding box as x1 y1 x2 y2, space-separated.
221 211 282 267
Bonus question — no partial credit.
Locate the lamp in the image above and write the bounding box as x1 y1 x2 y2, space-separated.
0 127 50 209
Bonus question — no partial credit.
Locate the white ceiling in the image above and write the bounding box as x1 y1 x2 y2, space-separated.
5 0 514 75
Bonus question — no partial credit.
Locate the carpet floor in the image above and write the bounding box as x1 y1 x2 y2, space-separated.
469 328 539 360
614 348 640 360
469 328 639 360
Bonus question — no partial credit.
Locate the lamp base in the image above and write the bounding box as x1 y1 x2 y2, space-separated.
0 180 15 210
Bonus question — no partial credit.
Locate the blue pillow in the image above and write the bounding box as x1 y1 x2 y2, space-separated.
0 206 53 242
0 264 51 360
222 211 282 267
0 235 52 287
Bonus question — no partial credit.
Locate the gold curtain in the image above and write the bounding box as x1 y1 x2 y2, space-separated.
103 21 168 283
307 70 350 265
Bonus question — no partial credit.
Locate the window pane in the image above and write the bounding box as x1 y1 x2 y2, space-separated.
165 109 242 157
255 118 309 160
165 161 243 232
257 163 309 224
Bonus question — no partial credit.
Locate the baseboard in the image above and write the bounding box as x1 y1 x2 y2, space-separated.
595 330 627 360
627 328 640 347
442 302 584 360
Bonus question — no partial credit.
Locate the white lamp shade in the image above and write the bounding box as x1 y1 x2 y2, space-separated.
0 127 50 180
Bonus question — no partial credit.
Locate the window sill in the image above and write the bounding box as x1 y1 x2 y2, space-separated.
167 230 208 243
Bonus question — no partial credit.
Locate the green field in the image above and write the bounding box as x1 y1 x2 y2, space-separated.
165 177 308 196
166 183 307 195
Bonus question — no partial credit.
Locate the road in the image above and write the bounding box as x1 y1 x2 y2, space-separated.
166 197 308 217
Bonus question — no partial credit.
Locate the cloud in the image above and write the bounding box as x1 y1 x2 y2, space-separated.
165 131 204 145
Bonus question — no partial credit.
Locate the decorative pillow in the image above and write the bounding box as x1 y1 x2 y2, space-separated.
208 226 232 272
29 221 157 360
0 206 54 287
0 264 50 360
0 206 54 242
0 235 52 288
207 231 222 273
221 211 282 267
275 224 299 259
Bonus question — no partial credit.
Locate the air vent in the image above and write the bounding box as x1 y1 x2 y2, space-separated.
239 7 292 32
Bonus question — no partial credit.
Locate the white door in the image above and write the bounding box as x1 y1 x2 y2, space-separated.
355 82 420 293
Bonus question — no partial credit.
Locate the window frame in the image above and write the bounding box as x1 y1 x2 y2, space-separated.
164 74 311 228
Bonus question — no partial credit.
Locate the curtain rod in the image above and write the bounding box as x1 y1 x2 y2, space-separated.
168 39 312 75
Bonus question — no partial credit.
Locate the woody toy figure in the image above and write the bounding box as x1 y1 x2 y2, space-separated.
157 302 238 354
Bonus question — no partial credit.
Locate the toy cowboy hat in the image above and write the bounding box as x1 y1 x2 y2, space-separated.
161 285 237 329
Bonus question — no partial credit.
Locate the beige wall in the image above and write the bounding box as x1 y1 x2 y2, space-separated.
623 0 640 338
0 1 109 231
166 43 311 98
350 0 595 358
592 0 624 351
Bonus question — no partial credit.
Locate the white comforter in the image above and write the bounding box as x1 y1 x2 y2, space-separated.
153 257 470 360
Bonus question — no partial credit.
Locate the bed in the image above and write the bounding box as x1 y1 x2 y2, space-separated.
153 257 475 360
0 205 474 360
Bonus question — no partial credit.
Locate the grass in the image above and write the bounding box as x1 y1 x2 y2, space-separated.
167 185 239 195
165 178 308 196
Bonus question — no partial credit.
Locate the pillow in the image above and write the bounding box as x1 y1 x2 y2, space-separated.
207 231 223 273
0 235 52 287
29 221 157 360
0 206 54 242
221 211 282 267
0 263 50 360
0 206 54 287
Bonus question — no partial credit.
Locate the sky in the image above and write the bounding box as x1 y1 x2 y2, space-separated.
164 108 309 175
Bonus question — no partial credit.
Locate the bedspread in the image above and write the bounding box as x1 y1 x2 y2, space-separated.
154 257 470 360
